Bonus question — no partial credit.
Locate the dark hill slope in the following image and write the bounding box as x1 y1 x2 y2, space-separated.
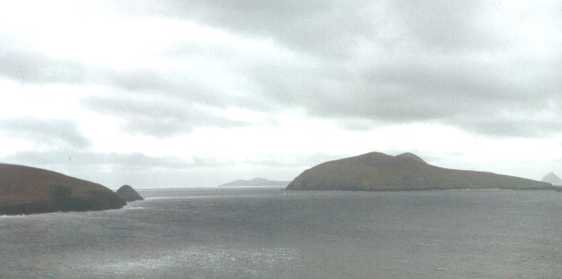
0 164 125 215
287 152 555 191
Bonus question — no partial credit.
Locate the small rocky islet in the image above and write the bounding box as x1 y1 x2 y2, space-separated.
116 185 144 202
542 172 562 186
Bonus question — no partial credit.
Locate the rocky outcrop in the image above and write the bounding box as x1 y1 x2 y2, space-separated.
116 185 144 202
542 172 562 186
287 152 555 191
0 163 125 215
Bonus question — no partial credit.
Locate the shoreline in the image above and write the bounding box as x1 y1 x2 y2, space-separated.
285 186 562 193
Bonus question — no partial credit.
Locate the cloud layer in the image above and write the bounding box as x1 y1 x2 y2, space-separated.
0 118 89 148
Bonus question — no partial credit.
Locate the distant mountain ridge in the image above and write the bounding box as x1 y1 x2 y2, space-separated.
220 178 289 187
288 152 556 191
542 172 562 186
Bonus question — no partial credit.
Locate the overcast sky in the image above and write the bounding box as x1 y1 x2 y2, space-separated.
1 0 561 188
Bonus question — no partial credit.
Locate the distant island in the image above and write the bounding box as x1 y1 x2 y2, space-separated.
287 152 557 191
0 163 126 215
542 172 562 186
220 178 289 188
116 185 144 202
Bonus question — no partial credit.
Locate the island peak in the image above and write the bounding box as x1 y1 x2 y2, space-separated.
287 151 553 191
395 152 426 163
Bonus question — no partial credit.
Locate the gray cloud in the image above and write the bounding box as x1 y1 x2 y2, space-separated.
83 96 248 137
0 47 85 83
454 113 562 137
2 150 189 170
115 0 377 58
103 69 269 110
131 0 559 137
388 0 502 51
1 150 323 171
124 0 510 57
0 118 90 148
246 55 561 136
1 0 561 139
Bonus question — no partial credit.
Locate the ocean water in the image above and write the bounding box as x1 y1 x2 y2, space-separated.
1 188 562 279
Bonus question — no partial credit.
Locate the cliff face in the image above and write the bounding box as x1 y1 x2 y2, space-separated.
287 152 554 191
116 185 144 202
0 164 126 215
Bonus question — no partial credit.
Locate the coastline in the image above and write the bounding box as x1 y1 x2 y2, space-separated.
285 185 562 193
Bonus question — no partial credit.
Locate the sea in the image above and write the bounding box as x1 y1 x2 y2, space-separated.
1 188 562 279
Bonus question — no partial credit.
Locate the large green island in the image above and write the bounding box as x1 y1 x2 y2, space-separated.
0 163 125 215
287 152 557 191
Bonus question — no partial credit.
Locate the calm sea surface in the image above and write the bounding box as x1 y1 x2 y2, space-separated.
1 188 562 279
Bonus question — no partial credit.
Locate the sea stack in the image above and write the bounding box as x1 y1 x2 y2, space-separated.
287 152 554 191
542 172 562 186
0 163 126 215
116 185 144 202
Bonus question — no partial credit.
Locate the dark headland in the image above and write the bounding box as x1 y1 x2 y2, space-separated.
287 152 557 192
0 164 126 215
116 185 144 202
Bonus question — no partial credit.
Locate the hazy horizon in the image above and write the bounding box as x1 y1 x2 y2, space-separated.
1 1 561 188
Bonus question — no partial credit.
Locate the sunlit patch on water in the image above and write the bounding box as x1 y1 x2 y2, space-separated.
144 196 189 201
0 214 27 218
4 189 562 279
122 205 146 210
90 247 300 276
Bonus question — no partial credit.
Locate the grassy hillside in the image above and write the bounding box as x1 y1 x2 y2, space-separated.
288 152 555 191
0 164 125 215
